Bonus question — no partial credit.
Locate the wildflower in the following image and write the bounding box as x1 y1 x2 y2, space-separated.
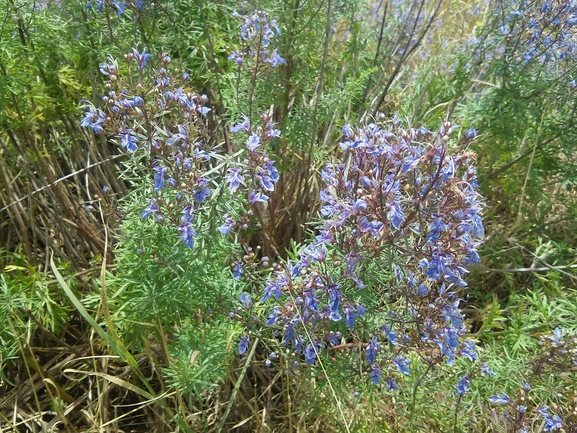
381 325 398 346
112 1 126 15
219 214 236 235
228 51 244 64
455 375 470 395
480 362 495 377
230 116 250 133
232 261 244 280
99 59 119 76
239 292 252 309
248 190 268 203
178 222 197 249
238 336 250 355
119 130 138 152
547 327 564 346
369 365 381 385
264 48 286 67
386 377 399 390
132 47 153 69
538 406 564 431
81 106 106 134
460 339 477 362
193 178 211 203
365 337 380 364
393 355 410 376
464 128 477 140
153 165 168 192
387 201 405 229
305 344 317 365
141 200 159 219
488 394 510 405
246 134 261 151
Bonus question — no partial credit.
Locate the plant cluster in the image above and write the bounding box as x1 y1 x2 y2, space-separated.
252 118 484 387
81 46 282 251
485 328 577 432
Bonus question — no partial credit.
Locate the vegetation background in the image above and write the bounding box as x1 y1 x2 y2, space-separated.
0 0 576 431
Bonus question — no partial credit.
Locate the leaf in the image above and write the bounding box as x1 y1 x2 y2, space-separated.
50 255 156 397
63 369 156 401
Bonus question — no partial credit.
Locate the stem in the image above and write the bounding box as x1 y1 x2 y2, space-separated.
217 337 260 433
453 393 463 433
408 362 434 426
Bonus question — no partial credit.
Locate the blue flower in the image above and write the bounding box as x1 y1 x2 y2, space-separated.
219 214 236 234
464 128 477 140
305 344 316 365
480 362 495 377
256 172 275 191
547 327 564 346
342 124 354 139
385 377 398 390
231 116 250 133
488 394 510 405
343 305 357 329
263 160 279 183
417 283 429 296
153 165 168 192
119 130 138 152
178 223 197 248
369 365 381 385
539 406 564 431
112 1 126 15
233 261 244 280
393 355 410 376
260 278 284 302
264 48 286 67
239 292 252 309
81 106 106 133
238 335 250 355
365 337 380 364
246 134 261 151
387 201 405 229
249 190 268 203
193 178 211 203
228 51 244 65
455 375 470 395
381 325 398 346
132 47 153 69
427 214 448 242
99 60 118 76
141 200 159 219
460 339 477 362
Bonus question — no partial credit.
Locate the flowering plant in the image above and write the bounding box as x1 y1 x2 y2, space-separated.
253 116 485 386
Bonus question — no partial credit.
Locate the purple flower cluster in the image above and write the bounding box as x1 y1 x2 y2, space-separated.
487 382 564 432
485 328 577 432
81 45 282 251
86 0 145 15
496 0 577 65
228 11 286 68
260 116 485 384
218 113 281 236
81 48 217 249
